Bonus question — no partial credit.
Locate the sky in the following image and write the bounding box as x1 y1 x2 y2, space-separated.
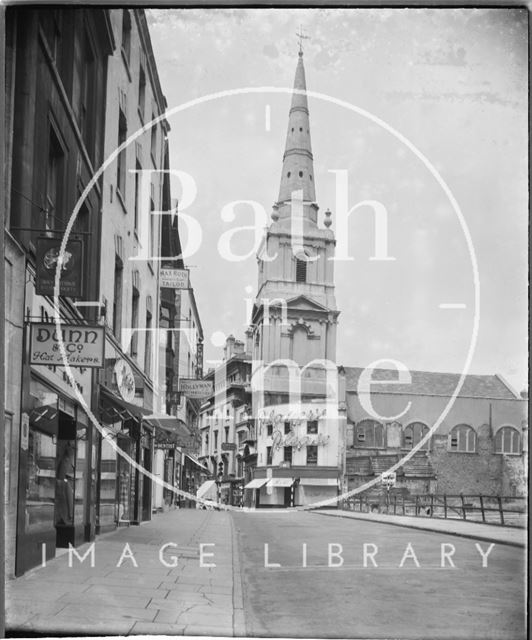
146 8 528 392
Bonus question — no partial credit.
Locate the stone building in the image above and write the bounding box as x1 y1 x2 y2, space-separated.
246 48 346 508
343 367 528 497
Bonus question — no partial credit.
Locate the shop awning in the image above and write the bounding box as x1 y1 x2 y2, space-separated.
184 453 210 473
244 478 269 489
197 480 216 499
100 386 153 421
266 477 295 488
299 478 338 486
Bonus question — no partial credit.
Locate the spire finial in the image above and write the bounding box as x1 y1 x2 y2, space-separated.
296 24 309 55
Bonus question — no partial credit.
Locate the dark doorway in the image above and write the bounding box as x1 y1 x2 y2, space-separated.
283 486 292 507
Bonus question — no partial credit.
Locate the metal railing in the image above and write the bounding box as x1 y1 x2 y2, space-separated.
341 493 527 527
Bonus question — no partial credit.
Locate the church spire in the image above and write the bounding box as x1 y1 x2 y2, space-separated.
275 48 318 224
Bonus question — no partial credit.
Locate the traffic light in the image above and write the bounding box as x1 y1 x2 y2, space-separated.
218 461 224 477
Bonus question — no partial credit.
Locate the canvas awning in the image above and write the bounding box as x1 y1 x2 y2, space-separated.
266 477 295 488
196 480 216 499
299 478 338 486
244 478 269 489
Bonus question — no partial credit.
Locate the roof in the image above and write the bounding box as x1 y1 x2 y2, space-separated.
343 367 520 400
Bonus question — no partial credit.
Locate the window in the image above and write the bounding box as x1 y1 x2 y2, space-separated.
266 446 272 465
307 445 318 465
130 276 139 358
449 424 476 453
403 422 429 451
355 419 385 448
121 10 131 66
494 427 521 454
112 257 123 338
151 114 157 161
134 160 142 231
283 446 292 464
307 420 318 434
45 126 64 229
72 29 95 159
214 431 218 451
117 109 127 196
224 426 229 443
144 306 152 377
238 430 246 445
138 63 146 120
267 424 273 437
296 258 307 283
284 421 291 435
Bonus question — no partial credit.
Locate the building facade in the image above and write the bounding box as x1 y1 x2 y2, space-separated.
343 367 528 498
246 49 346 508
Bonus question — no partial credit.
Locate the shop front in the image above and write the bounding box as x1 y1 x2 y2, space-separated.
15 374 96 576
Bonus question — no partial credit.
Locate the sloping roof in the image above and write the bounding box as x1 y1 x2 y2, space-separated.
343 367 519 400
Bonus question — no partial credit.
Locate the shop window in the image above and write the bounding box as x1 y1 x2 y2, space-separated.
449 424 476 453
283 446 293 464
403 422 429 451
494 426 521 454
307 420 318 434
355 419 385 448
266 446 273 465
307 445 318 466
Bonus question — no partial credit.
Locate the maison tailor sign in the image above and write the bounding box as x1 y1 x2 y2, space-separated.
179 379 213 399
272 429 330 451
258 407 327 427
30 323 104 368
36 237 83 297
160 268 189 289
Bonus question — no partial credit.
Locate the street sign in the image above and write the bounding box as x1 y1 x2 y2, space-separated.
381 471 396 488
178 378 213 399
221 442 237 451
160 268 189 289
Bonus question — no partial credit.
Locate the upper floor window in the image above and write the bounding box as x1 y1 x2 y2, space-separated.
403 422 429 451
355 419 385 448
284 421 291 435
116 108 127 195
494 426 521 454
307 445 318 465
449 424 476 453
266 446 272 465
307 420 318 434
267 424 273 437
138 62 146 121
45 125 65 229
295 258 307 283
283 446 293 463
121 10 131 66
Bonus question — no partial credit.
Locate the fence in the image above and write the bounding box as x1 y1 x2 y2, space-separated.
341 493 527 527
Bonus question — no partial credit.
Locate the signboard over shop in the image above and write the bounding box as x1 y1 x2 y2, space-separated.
29 323 104 368
36 237 84 298
160 268 189 289
178 378 213 399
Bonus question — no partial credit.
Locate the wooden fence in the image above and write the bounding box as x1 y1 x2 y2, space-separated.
341 493 527 527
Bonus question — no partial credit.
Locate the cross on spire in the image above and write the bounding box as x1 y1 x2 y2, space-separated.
296 25 310 54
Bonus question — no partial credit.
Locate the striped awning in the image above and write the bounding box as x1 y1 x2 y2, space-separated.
266 477 295 488
299 478 338 486
244 478 269 489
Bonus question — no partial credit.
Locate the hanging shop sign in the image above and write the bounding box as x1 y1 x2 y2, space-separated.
114 358 136 402
29 323 104 368
178 378 213 399
160 268 189 289
35 237 83 298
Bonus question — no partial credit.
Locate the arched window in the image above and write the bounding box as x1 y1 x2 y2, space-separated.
449 424 476 453
355 419 385 448
494 426 521 454
403 422 429 451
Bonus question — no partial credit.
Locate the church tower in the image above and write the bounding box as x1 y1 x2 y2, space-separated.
247 46 344 508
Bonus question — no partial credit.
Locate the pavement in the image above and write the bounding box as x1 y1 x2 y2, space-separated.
5 508 245 637
313 508 527 547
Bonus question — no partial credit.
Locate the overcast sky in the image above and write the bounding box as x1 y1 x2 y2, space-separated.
147 8 528 392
